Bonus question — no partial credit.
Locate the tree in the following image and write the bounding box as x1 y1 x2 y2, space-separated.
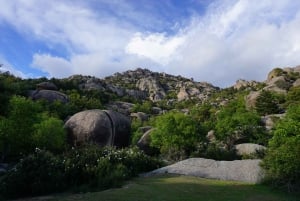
0 96 42 160
33 114 66 153
215 97 266 145
255 90 283 115
262 104 300 191
0 96 66 161
151 111 204 160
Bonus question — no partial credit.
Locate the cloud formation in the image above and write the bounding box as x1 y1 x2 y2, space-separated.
0 0 299 87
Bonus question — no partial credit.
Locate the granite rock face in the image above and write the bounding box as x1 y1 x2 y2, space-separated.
144 158 264 184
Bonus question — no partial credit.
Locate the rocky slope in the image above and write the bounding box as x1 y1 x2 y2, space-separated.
67 68 219 103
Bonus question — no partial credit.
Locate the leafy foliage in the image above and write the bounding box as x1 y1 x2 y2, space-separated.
0 96 66 161
131 101 153 114
255 90 284 115
262 105 300 192
151 111 204 161
215 97 267 146
0 146 162 199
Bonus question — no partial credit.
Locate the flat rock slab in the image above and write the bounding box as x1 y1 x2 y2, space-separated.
143 158 264 184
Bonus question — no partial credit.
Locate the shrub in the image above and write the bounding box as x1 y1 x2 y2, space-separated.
255 90 283 115
33 115 66 153
0 146 162 199
262 105 300 192
151 111 204 161
0 149 65 199
215 97 267 145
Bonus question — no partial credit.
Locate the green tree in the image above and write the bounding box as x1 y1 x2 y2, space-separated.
255 90 283 115
262 104 300 191
286 86 300 106
215 97 266 145
151 111 204 160
131 101 153 114
33 114 66 153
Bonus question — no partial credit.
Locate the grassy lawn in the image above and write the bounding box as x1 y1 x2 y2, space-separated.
17 175 300 201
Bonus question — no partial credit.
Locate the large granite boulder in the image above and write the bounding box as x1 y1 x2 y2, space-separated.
64 109 131 147
30 90 69 103
143 158 264 183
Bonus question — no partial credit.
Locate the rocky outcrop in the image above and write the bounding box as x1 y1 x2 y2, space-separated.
264 66 300 93
233 79 259 90
36 82 58 90
130 112 149 121
137 77 166 102
30 90 69 103
143 158 264 183
245 91 261 109
234 143 266 156
105 101 135 116
177 87 189 101
264 76 290 94
293 78 300 87
103 68 217 102
261 114 285 130
64 109 131 148
206 130 216 143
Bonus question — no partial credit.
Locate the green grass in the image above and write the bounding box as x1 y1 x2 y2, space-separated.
16 175 300 201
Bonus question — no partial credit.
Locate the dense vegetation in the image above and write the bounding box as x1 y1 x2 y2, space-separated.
0 67 300 198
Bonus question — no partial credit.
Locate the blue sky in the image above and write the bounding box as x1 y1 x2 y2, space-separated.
0 0 300 87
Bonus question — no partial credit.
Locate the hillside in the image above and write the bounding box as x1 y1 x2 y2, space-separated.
0 65 300 198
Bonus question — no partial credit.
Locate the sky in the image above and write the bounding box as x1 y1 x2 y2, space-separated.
0 0 300 87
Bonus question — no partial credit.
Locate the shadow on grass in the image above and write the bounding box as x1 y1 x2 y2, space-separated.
11 175 300 201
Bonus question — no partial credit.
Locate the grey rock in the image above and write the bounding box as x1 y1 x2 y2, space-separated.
152 107 163 115
233 79 259 90
261 114 285 130
177 87 189 101
130 112 149 121
31 90 69 103
136 77 166 101
105 101 135 116
234 143 266 156
36 82 58 90
206 130 216 143
143 158 264 183
245 91 261 109
293 78 300 87
137 128 157 155
64 109 131 148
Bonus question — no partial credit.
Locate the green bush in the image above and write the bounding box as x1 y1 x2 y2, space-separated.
33 114 66 153
151 111 204 161
0 149 65 199
215 97 266 145
262 105 300 192
255 90 283 115
0 146 162 199
0 96 67 161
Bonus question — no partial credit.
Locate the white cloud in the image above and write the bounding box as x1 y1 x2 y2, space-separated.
126 32 185 65
1 0 300 87
126 0 300 86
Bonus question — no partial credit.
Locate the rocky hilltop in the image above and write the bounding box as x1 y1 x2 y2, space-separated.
67 68 218 103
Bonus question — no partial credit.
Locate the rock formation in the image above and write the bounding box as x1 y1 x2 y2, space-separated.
64 109 131 148
143 158 264 184
30 90 69 103
234 143 266 156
